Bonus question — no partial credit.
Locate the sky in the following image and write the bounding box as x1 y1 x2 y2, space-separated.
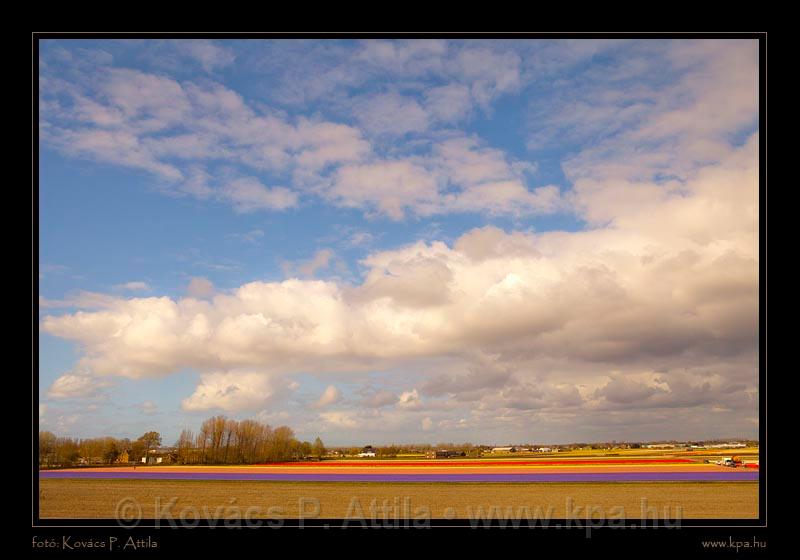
37 38 760 446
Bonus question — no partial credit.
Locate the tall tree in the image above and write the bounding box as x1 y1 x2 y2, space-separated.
176 429 195 464
271 426 296 462
39 431 56 466
312 437 326 458
137 431 162 462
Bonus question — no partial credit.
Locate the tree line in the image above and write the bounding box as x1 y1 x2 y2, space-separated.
176 415 325 464
38 430 162 467
39 415 325 467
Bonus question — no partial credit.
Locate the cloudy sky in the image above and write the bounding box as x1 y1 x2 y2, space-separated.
38 38 760 446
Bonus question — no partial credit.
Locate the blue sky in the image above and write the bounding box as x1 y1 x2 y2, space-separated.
38 38 759 446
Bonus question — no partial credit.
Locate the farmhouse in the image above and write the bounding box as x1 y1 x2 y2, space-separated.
143 447 177 465
358 445 377 458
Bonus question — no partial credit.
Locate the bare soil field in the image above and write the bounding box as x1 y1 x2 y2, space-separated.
38 479 758 520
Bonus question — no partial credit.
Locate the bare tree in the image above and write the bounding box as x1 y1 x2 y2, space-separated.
223 418 237 464
176 429 195 464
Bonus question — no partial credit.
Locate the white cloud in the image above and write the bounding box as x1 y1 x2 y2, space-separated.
330 160 439 220
39 291 118 310
323 136 557 220
174 40 236 72
356 253 453 308
355 40 447 75
425 83 473 124
38 41 759 437
115 281 150 292
455 47 521 108
529 40 758 192
319 411 358 429
397 389 422 409
361 390 398 408
40 68 370 213
293 120 371 170
40 133 758 429
45 127 184 181
316 385 342 407
41 135 757 381
220 177 298 212
283 249 334 278
186 277 214 298
138 400 159 415
346 231 374 248
354 92 430 136
181 371 276 412
41 58 563 221
48 373 110 400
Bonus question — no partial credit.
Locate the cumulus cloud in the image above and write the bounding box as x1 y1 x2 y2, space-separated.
422 363 514 399
181 371 276 412
316 385 342 407
593 375 666 404
42 139 757 376
40 132 758 425
38 40 759 437
186 277 214 298
397 389 422 409
319 411 358 429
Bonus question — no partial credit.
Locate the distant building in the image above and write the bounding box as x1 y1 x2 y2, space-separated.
143 447 177 465
426 449 466 458
358 445 377 458
491 447 516 453
703 442 747 449
536 447 553 453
